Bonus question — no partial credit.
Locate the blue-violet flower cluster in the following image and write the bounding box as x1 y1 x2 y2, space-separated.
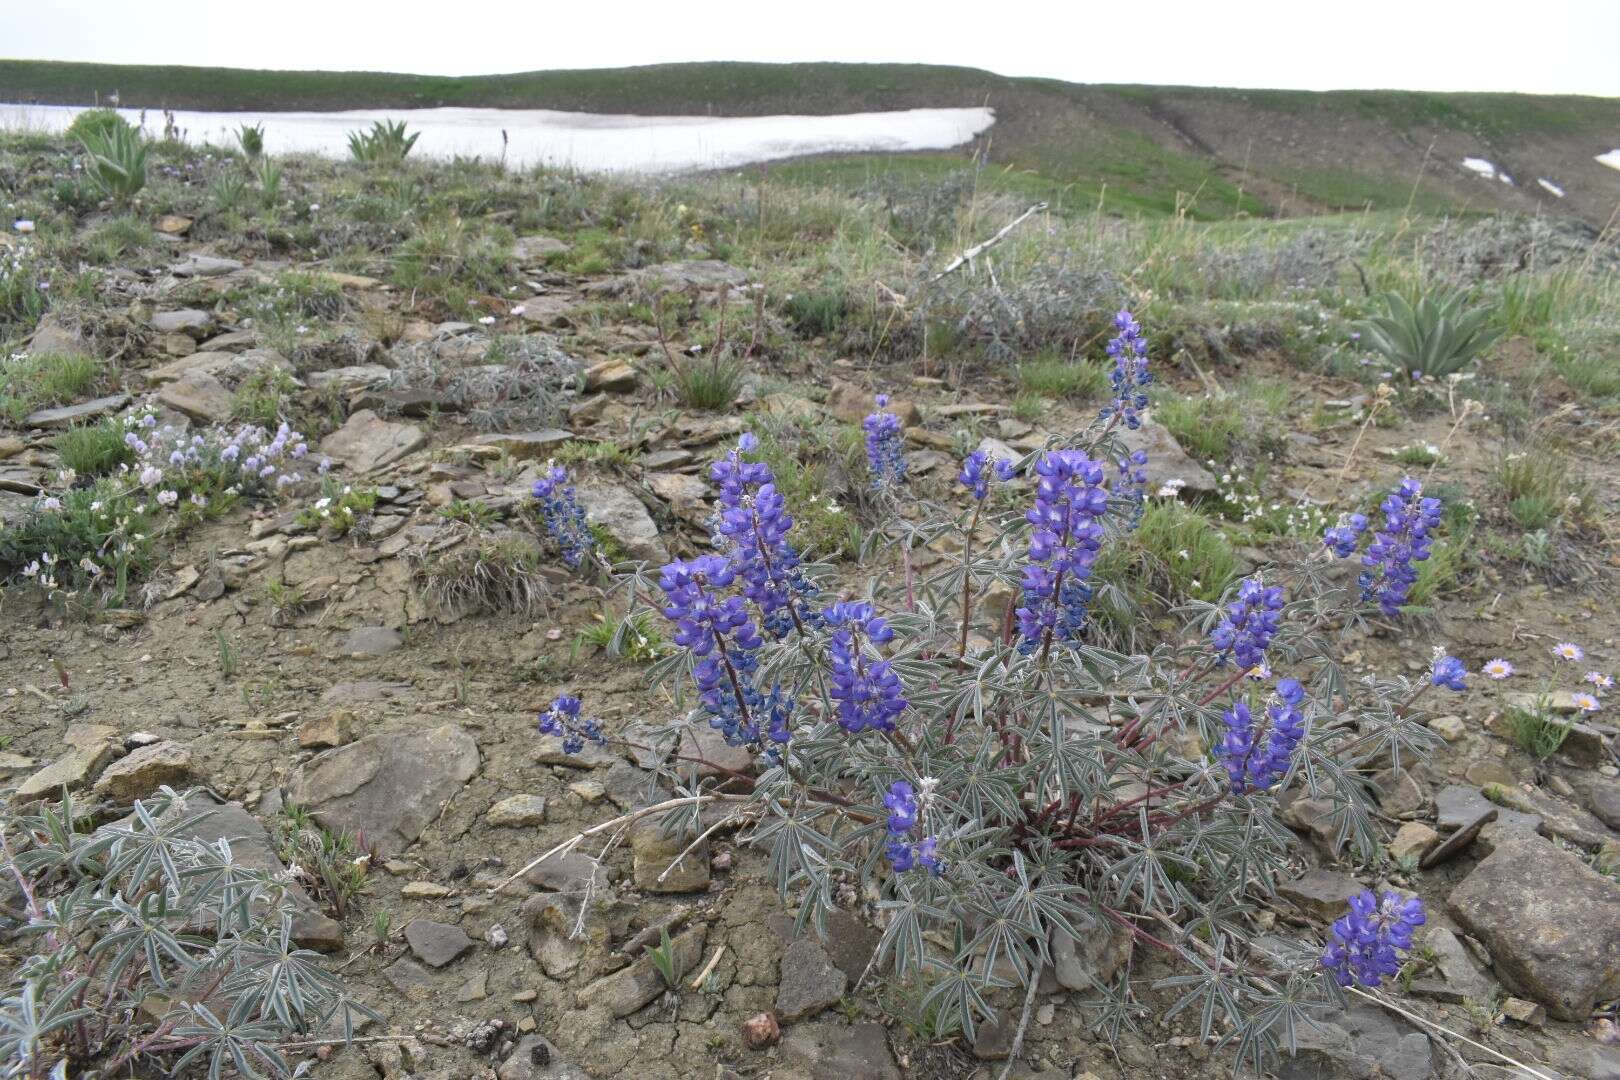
1100 309 1152 430
883 780 941 875
537 694 605 755
1329 477 1441 616
1016 450 1109 650
711 434 818 637
1218 678 1306 793
863 395 907 491
1320 890 1426 988
958 449 1014 501
1210 576 1285 669
825 600 908 734
532 463 594 569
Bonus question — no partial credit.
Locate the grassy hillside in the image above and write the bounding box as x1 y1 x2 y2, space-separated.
3 59 1618 224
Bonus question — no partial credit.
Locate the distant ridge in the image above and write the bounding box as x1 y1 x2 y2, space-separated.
3 59 1617 224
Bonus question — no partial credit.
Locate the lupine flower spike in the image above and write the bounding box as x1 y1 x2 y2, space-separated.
537 694 605 755
1218 678 1307 793
863 395 907 490
824 601 908 734
532 462 594 569
1429 652 1468 692
958 449 1014 501
1357 478 1442 616
710 434 818 637
1210 576 1285 669
1100 308 1152 430
883 780 942 875
1016 450 1110 651
1320 891 1426 988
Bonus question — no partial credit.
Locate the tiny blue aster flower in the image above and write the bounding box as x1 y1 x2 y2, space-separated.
1210 576 1285 670
1321 891 1426 988
537 694 605 755
824 600 908 734
1359 478 1442 616
1099 309 1152 430
958 449 1015 501
1323 512 1370 558
863 395 907 490
1430 653 1467 692
532 462 594 569
1016 450 1110 650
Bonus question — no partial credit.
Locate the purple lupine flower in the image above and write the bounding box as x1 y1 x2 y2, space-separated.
823 600 908 734
537 693 605 756
711 436 817 637
1323 512 1370 558
1359 478 1442 616
532 462 594 569
1016 450 1110 651
658 556 775 747
882 779 941 875
1218 678 1307 793
1430 653 1467 692
862 395 907 490
1210 576 1285 669
1100 309 1152 430
1321 891 1426 988
958 449 1014 501
1116 449 1149 525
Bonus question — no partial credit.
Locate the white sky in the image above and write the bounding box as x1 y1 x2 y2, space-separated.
9 0 1620 98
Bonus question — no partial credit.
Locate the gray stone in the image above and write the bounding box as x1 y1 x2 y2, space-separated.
522 850 610 893
512 235 571 261
405 919 473 968
1408 927 1497 1005
972 1013 1015 1060
150 308 214 336
534 734 618 769
24 393 130 429
454 969 488 1001
577 483 667 563
778 1022 900 1080
645 472 709 522
487 794 548 828
1277 1003 1433 1080
1116 414 1219 494
974 436 1019 467
577 925 705 1017
776 938 848 1021
1435 785 1539 834
1278 869 1362 920
26 315 87 357
767 911 881 983
1577 775 1620 831
320 409 427 473
601 762 667 812
497 1035 589 1080
170 254 243 277
515 296 577 329
1481 781 1619 849
630 822 709 893
158 371 233 422
383 955 435 1000
286 722 480 856
1372 767 1428 817
1052 917 1133 991
343 625 403 657
306 364 393 393
91 740 192 801
677 723 755 780
583 360 636 391
1450 835 1620 1020
14 724 122 802
472 429 573 460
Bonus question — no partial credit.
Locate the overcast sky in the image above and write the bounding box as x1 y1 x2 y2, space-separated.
10 0 1620 98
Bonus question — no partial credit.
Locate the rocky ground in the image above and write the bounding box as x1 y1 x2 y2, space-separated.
1 148 1619 1080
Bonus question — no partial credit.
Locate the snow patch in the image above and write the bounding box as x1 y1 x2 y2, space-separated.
1461 157 1499 179
1537 177 1566 198
1598 150 1620 172
0 102 996 174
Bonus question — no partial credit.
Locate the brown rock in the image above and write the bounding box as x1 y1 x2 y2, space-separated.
298 710 354 749
91 741 192 801
741 1012 780 1049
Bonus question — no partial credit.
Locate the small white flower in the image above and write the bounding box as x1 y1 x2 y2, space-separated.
511 305 526 316
478 315 496 326
308 203 320 212
12 219 33 234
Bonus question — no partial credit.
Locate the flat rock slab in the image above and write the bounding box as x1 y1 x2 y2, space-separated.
320 409 426 473
14 723 123 802
630 821 709 893
342 625 403 657
1435 785 1539 834
1277 1003 1432 1080
487 794 548 827
287 722 480 856
307 364 393 392
578 925 705 1017
25 393 130 429
171 254 244 277
473 429 573 460
91 740 192 801
578 482 667 563
512 235 571 261
405 918 473 968
158 371 234 423
779 1021 900 1080
1481 782 1620 849
150 308 215 336
497 1035 590 1080
776 938 848 1021
1117 415 1219 494
1450 835 1620 1020
1278 869 1362 920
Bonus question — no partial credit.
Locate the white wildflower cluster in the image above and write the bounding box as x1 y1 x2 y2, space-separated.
121 414 320 505
1215 468 1331 539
